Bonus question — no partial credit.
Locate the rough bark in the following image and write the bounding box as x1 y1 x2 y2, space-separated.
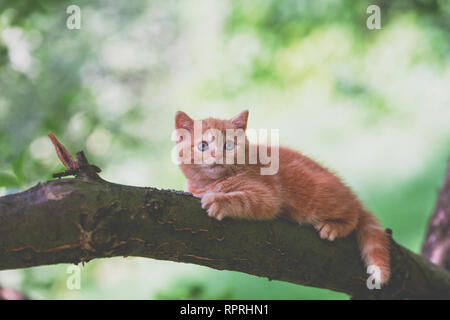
422 162 450 271
1 176 450 299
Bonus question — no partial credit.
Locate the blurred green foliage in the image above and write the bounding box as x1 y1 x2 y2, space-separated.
0 0 449 299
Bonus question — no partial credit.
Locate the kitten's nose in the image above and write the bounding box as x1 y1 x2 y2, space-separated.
210 150 215 158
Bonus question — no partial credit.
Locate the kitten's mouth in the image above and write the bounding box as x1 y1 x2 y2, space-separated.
202 161 228 170
208 163 225 168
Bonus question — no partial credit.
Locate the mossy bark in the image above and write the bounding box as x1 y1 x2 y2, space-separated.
0 177 450 299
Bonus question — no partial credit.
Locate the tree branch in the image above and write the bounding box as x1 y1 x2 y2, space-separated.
422 161 450 271
1 134 450 299
0 177 449 299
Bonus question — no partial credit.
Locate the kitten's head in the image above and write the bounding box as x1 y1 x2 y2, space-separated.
174 110 249 179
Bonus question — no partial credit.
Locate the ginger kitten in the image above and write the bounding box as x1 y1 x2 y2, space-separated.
174 110 390 284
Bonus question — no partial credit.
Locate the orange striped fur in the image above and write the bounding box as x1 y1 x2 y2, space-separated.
175 110 390 284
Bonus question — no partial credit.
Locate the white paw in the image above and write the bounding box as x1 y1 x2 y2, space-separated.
315 223 338 241
201 192 225 221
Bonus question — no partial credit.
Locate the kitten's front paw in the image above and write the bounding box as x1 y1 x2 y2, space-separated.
314 222 338 241
201 192 226 221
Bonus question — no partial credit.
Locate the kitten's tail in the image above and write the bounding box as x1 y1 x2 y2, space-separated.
356 210 390 284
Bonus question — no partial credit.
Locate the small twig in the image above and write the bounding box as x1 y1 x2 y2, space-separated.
52 169 79 179
48 132 101 179
48 132 76 170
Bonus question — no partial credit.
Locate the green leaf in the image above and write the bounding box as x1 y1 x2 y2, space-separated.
0 171 20 188
11 151 26 183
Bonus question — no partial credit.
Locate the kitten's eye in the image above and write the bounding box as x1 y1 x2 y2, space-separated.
224 140 235 150
197 141 209 152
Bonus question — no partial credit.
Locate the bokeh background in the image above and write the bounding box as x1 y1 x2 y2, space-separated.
0 0 449 299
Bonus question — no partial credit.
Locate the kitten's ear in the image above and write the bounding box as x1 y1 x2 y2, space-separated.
175 111 194 130
230 110 249 131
